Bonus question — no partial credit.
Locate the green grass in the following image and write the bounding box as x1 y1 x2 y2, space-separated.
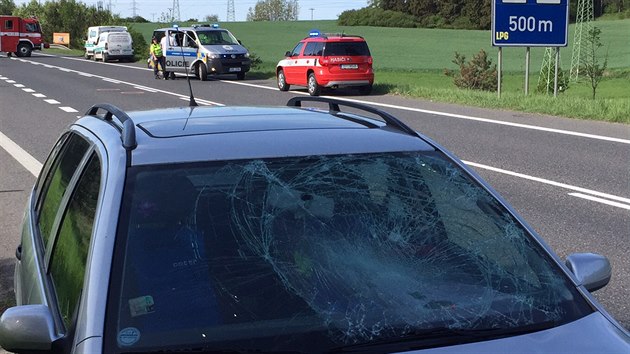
112 20 630 122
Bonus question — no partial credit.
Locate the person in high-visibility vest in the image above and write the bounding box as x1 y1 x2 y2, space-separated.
150 37 166 79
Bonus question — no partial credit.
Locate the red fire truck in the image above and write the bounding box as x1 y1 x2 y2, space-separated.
0 15 47 57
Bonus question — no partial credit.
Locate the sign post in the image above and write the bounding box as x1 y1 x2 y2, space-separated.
491 0 569 96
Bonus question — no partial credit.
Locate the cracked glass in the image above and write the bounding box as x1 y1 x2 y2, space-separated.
107 151 591 353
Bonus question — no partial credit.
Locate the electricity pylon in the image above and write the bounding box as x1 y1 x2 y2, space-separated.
569 0 594 82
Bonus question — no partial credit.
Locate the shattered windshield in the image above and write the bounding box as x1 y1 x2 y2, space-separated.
107 152 590 352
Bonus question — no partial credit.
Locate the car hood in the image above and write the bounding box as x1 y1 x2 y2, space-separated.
405 312 629 353
202 44 248 54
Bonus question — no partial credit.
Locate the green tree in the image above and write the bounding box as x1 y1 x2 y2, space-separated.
246 0 298 21
581 26 608 99
204 14 219 22
445 49 497 91
0 0 16 14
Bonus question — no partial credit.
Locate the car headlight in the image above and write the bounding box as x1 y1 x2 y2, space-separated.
208 54 219 59
244 52 250 58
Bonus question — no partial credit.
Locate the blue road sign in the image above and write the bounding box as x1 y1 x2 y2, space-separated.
492 0 569 47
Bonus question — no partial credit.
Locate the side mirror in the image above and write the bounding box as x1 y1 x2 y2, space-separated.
0 305 58 352
565 253 611 292
285 51 292 57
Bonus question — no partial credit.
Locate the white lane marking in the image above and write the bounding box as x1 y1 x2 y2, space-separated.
59 68 71 72
22 88 36 93
6 80 16 83
221 79 630 146
79 73 94 77
21 55 223 106
27 53 630 145
33 93 46 98
569 193 630 210
44 99 60 104
43 64 54 68
464 160 630 205
134 86 158 92
0 130 42 177
59 107 78 113
102 78 122 83
14 84 25 88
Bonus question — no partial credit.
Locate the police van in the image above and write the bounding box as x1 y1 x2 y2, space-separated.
85 26 127 60
152 24 251 80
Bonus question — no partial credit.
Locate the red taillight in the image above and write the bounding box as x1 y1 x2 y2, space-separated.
367 57 373 65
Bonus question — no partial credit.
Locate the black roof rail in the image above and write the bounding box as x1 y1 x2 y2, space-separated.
85 103 137 150
287 97 419 138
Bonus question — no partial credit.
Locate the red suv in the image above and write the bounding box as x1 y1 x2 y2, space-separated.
276 31 374 96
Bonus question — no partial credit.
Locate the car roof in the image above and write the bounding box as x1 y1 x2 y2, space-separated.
78 99 436 166
303 35 366 42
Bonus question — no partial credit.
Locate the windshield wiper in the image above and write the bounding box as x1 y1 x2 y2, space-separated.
330 321 559 353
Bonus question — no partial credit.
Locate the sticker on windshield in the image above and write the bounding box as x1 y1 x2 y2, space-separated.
129 295 155 317
118 327 140 346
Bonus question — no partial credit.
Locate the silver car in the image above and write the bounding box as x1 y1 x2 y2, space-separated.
1 97 628 353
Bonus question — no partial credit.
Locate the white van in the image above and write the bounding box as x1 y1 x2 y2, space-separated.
152 24 251 80
92 31 134 62
84 26 127 59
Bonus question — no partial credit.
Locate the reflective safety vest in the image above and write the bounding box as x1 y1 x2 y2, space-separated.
150 43 163 57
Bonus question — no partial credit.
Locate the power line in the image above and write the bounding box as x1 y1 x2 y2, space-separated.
227 0 235 21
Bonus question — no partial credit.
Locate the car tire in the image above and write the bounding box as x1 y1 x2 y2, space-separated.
236 72 245 80
93 53 98 61
16 43 32 57
102 53 108 62
277 70 290 91
358 84 373 95
307 73 321 96
170 72 176 80
84 52 90 59
198 63 208 81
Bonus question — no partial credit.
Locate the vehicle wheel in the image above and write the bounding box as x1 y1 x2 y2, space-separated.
16 43 32 57
277 70 290 91
358 84 373 95
170 72 176 80
307 73 321 96
93 53 98 61
198 64 208 81
102 53 108 62
84 52 90 59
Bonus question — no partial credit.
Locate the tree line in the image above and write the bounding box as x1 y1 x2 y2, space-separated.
340 0 630 29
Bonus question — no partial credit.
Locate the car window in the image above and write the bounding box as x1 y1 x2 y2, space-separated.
303 42 324 56
106 152 591 353
324 41 371 56
37 134 90 249
290 42 304 56
49 153 101 329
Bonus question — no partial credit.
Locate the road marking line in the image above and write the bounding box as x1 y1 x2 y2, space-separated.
43 64 53 68
44 99 60 104
79 73 94 77
13 84 25 88
0 131 42 177
22 88 35 93
569 193 630 210
24 52 628 146
102 78 122 83
59 68 71 72
6 80 16 83
133 86 158 92
33 93 46 98
96 88 121 91
59 107 78 113
464 160 630 205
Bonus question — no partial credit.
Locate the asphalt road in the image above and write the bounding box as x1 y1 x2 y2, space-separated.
0 53 628 336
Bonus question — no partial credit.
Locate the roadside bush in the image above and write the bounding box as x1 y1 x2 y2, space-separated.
338 8 418 28
249 52 263 69
537 58 569 94
444 49 497 91
126 26 147 62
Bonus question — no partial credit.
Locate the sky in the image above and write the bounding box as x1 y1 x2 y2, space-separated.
13 0 370 22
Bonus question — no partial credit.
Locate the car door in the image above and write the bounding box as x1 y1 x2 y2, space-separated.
15 131 102 349
282 41 304 85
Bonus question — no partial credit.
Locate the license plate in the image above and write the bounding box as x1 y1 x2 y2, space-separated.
341 64 358 69
229 67 241 72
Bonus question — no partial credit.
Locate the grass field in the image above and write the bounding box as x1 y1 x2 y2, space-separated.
85 20 630 122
